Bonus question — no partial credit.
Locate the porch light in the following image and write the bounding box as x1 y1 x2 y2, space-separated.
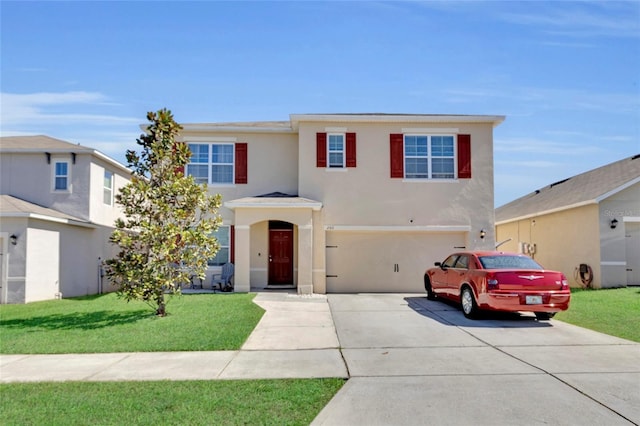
9 234 17 245
480 229 486 239
610 218 618 229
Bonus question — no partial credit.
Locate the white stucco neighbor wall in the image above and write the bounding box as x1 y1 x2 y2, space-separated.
600 183 640 287
25 227 60 303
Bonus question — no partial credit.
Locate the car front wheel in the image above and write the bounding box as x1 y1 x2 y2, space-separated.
460 287 479 319
424 275 436 300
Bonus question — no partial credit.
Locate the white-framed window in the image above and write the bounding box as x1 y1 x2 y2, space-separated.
52 160 70 192
328 133 345 168
187 143 234 184
103 170 113 205
404 135 455 179
208 225 230 267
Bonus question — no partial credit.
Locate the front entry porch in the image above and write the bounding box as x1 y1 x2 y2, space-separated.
224 194 324 295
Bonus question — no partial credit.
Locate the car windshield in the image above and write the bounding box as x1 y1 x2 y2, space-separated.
479 255 543 270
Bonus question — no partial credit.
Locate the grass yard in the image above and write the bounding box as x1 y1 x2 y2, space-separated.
555 287 640 342
0 378 345 426
0 292 264 354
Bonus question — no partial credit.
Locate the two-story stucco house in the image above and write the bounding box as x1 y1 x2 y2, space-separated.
178 113 504 294
0 135 131 303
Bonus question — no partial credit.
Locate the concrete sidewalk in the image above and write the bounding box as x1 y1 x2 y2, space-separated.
0 292 348 382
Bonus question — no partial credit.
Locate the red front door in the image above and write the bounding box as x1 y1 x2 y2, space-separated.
269 229 293 285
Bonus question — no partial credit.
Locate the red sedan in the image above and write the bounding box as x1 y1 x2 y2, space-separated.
424 251 570 320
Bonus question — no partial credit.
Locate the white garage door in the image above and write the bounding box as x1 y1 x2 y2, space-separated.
325 231 467 293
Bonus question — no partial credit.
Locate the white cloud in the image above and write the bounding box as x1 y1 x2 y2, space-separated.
0 91 139 127
495 137 604 155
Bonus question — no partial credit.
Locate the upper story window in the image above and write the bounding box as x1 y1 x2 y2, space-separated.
404 135 455 179
316 132 357 168
390 133 471 180
328 134 345 168
53 160 70 192
103 170 113 205
186 143 247 185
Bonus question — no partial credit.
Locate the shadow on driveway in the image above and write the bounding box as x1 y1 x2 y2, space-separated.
404 296 553 329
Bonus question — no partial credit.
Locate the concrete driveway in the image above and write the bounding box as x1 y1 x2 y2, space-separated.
312 293 640 426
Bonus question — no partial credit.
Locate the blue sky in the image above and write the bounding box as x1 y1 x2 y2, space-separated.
1 1 639 207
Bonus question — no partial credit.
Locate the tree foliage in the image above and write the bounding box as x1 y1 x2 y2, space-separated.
106 109 221 316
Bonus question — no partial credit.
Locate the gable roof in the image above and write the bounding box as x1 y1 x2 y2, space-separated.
496 154 640 224
0 135 130 174
0 194 94 228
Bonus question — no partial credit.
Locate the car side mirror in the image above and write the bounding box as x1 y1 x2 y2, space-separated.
435 261 445 270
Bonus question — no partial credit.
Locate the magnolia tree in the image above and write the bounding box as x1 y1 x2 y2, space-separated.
106 109 221 316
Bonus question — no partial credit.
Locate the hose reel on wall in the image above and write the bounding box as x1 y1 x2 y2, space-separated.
574 263 593 288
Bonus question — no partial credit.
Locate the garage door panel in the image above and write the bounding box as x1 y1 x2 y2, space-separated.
326 232 466 293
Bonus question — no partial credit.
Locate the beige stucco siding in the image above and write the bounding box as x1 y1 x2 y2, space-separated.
326 231 467 293
496 204 601 288
177 131 299 220
296 122 495 243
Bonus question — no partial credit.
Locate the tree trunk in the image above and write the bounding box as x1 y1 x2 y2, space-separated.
155 294 167 317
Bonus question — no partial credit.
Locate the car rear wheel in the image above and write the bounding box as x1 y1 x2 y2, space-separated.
535 312 556 321
461 286 479 319
424 275 436 300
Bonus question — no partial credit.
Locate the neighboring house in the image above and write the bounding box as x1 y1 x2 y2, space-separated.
178 113 504 294
0 135 131 303
495 154 640 288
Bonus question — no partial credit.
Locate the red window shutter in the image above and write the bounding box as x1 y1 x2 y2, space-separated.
316 133 327 167
390 133 404 178
235 143 248 184
457 134 471 179
346 132 357 167
230 225 235 264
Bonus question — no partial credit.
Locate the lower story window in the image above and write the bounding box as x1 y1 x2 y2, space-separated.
208 225 230 267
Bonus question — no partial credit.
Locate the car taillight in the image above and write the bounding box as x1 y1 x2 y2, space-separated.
560 275 569 290
487 273 499 290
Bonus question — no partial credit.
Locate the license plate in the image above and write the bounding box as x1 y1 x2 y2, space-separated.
526 295 543 304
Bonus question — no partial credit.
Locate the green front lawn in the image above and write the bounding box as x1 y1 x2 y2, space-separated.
0 379 345 426
0 292 264 354
555 287 640 342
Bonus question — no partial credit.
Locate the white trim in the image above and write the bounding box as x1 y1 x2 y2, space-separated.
250 267 268 272
298 225 313 230
51 158 71 193
313 269 326 273
290 114 505 128
401 127 459 133
601 261 626 266
325 127 347 132
0 233 8 304
180 124 294 133
595 176 640 202
324 225 471 232
496 200 596 225
234 225 250 230
0 212 96 228
225 201 323 211
402 179 460 183
623 216 640 223
179 136 238 142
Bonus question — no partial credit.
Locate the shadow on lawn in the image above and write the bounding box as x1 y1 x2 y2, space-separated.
2 310 150 331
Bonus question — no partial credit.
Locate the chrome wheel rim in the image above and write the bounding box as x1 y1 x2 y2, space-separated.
461 290 473 314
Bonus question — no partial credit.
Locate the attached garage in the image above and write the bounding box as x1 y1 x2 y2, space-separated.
325 229 468 293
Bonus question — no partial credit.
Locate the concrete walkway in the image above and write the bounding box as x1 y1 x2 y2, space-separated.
0 291 348 382
1 292 639 425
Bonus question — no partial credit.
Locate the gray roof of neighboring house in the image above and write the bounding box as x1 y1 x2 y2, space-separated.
0 194 93 227
0 135 130 173
496 154 640 223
